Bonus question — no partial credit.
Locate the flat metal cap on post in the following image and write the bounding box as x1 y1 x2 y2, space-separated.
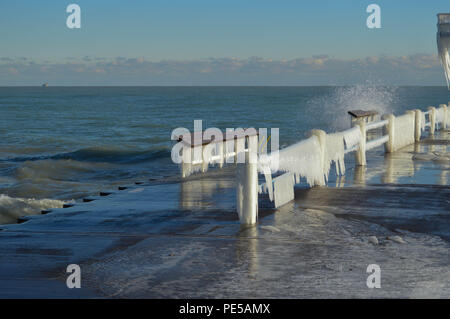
348 110 379 119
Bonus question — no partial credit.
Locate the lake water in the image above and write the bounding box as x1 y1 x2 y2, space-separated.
0 86 448 223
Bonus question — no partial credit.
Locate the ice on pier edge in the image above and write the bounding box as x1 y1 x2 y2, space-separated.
437 14 450 89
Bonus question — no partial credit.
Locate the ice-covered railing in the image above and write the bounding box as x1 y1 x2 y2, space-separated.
257 104 449 214
175 103 449 225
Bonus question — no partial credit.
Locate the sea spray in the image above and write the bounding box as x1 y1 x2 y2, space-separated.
305 85 397 131
0 194 67 225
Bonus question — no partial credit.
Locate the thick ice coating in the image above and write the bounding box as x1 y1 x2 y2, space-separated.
258 136 324 187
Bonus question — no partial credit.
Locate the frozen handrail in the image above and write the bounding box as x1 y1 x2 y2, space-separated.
366 119 388 131
174 104 448 225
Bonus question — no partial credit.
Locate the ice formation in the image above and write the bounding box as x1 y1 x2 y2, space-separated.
178 141 226 177
393 113 415 151
258 136 324 187
258 131 348 202
435 107 445 126
421 111 427 131
272 173 295 208
260 165 274 201
184 145 205 177
324 133 346 177
342 126 362 150
437 14 450 88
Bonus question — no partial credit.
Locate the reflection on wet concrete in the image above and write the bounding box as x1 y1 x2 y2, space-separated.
353 166 367 185
382 151 415 184
236 225 259 276
179 170 235 210
334 132 449 187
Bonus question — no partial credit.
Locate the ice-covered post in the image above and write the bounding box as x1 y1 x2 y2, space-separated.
382 114 395 153
308 129 327 184
413 109 422 142
218 141 224 168
428 106 436 135
236 134 258 225
181 145 192 178
440 104 448 129
201 146 208 173
353 120 366 166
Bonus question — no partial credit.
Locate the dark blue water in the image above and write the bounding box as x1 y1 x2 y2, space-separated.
0 86 448 220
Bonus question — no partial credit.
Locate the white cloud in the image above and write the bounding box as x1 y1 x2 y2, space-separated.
0 54 445 86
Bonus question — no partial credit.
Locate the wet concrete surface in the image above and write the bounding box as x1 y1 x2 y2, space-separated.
0 131 448 298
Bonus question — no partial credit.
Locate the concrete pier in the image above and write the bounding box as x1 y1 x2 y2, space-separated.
0 130 448 298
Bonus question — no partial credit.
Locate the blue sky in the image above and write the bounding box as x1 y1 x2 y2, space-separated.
0 0 449 85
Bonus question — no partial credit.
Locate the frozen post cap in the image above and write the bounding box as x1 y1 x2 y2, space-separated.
437 13 450 88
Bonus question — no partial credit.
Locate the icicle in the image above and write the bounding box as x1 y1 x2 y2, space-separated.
342 126 362 150
261 165 274 201
258 136 324 187
437 14 450 89
258 184 263 194
421 111 427 131
324 132 346 177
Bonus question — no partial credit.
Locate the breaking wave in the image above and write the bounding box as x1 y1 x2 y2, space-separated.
0 194 67 225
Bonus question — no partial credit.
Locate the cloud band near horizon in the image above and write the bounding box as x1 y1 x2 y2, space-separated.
0 54 446 86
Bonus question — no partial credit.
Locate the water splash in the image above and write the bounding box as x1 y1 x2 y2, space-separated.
306 85 397 131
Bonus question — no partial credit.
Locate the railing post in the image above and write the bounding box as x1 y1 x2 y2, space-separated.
413 109 422 142
201 146 208 173
441 104 448 129
382 114 395 153
181 145 192 178
428 106 436 135
236 135 258 225
354 120 366 166
218 141 224 168
308 129 327 185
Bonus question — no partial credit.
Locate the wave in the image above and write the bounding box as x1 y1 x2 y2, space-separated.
14 159 113 182
2 146 171 165
0 194 67 225
55 146 170 163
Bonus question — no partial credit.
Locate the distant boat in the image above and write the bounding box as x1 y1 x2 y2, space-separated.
42 83 49 87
